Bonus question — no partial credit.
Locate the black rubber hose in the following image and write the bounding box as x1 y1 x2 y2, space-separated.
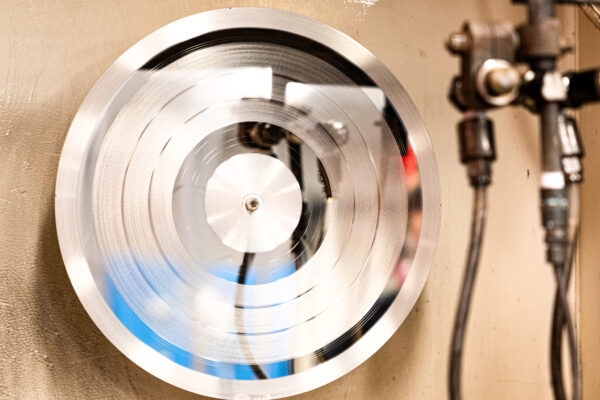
551 184 581 400
237 253 268 380
237 252 254 285
550 233 577 400
551 260 580 400
449 187 487 400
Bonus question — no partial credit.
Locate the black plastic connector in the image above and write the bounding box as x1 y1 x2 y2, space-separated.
565 68 600 108
458 113 496 187
541 189 569 265
558 114 584 183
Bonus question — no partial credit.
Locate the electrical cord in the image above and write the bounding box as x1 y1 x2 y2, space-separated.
449 112 495 400
551 259 580 400
237 252 254 285
237 252 268 380
550 183 581 400
449 187 487 400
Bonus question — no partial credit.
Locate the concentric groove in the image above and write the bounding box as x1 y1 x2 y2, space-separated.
55 8 440 399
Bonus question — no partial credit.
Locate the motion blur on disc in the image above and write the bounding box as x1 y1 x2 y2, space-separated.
55 8 440 399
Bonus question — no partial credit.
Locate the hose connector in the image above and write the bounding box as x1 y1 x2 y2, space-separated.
541 187 569 265
458 112 496 187
558 113 584 183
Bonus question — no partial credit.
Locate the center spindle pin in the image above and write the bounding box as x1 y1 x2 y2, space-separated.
244 195 261 213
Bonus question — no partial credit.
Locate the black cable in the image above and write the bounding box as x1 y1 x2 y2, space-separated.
551 184 581 400
237 252 268 380
550 281 566 400
550 231 578 400
237 252 253 285
449 187 487 400
551 259 580 400
248 364 268 381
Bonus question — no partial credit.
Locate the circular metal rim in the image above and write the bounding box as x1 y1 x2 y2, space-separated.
55 8 441 399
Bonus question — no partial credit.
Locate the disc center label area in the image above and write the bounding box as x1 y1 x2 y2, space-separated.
204 152 303 254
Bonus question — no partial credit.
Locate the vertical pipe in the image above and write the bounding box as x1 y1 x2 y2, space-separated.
540 102 563 174
528 0 555 22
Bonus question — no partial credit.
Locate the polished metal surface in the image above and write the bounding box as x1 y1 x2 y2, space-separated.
55 8 440 399
205 153 303 253
476 59 521 106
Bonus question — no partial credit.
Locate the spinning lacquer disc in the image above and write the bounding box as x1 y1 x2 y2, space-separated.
55 8 440 399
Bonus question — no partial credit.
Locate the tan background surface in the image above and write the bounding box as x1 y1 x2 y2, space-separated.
0 1 595 399
578 8 600 400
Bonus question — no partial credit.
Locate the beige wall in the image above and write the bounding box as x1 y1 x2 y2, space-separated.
0 1 590 399
578 8 600 400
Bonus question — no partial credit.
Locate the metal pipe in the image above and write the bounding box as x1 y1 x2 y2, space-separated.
540 102 563 173
528 0 555 22
535 0 555 18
